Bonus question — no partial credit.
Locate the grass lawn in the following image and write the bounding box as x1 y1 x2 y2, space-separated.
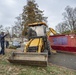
0 49 76 75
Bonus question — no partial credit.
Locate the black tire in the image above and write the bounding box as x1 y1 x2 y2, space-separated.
43 37 51 55
47 40 51 55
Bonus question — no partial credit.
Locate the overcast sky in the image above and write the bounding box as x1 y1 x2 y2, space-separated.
0 0 76 29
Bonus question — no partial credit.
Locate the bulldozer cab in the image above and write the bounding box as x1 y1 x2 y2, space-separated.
28 22 48 39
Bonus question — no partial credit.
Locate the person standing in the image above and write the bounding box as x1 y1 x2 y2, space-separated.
0 32 8 55
6 40 9 48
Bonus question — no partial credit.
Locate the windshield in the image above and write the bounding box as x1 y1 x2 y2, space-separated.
30 25 46 36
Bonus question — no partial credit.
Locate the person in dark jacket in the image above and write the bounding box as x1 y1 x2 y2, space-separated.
6 40 9 48
0 32 8 55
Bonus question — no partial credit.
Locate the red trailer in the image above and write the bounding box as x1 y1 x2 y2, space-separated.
49 34 76 53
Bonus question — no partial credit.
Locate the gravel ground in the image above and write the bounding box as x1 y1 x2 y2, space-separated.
49 52 76 70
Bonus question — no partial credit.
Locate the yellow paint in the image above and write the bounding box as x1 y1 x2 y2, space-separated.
29 38 40 47
24 39 33 52
51 50 57 54
38 38 43 53
28 22 47 26
24 38 44 53
47 28 57 37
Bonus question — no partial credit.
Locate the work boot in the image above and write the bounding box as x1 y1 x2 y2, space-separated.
3 53 5 55
0 51 2 54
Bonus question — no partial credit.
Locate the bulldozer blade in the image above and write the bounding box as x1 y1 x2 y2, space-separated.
8 52 48 66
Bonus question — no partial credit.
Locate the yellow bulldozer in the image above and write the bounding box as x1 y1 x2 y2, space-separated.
8 22 56 66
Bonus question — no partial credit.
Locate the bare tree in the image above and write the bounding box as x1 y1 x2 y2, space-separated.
56 22 69 34
56 6 76 34
14 15 23 37
5 27 10 33
63 6 76 31
4 26 11 38
0 25 3 33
